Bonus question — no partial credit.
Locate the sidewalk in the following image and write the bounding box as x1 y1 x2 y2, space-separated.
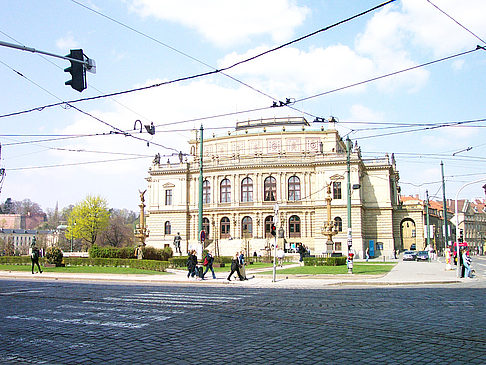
0 259 475 288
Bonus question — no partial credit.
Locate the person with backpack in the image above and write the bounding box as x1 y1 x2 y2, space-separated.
202 251 216 280
238 251 248 280
30 239 42 274
227 252 244 281
186 250 198 278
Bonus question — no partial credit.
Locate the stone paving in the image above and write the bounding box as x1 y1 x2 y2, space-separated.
0 279 485 364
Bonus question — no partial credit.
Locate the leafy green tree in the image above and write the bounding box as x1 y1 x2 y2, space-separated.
66 195 110 247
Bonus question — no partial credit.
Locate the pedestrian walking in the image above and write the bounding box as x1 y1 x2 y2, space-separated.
186 250 197 278
463 250 472 278
238 251 248 280
227 252 244 281
297 243 305 265
173 232 182 255
202 251 216 279
365 247 370 262
30 241 42 274
277 247 284 267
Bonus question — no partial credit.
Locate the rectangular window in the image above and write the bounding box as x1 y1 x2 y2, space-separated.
333 182 342 199
165 189 172 205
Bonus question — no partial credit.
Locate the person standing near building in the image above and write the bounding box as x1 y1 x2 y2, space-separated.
30 238 42 274
365 247 370 262
186 250 197 278
202 251 216 280
173 233 182 255
227 252 244 281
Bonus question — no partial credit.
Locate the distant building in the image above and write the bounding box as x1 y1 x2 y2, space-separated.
0 213 47 230
0 228 57 255
145 117 407 258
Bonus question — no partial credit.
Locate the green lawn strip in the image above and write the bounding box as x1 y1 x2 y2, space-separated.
0 264 168 275
257 263 396 275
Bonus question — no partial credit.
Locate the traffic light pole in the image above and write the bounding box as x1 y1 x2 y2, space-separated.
0 40 94 68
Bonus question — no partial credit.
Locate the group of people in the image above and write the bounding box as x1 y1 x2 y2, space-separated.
446 247 474 278
186 250 217 280
186 250 250 281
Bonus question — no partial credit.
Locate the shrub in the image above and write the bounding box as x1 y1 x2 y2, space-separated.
45 247 64 266
142 246 173 261
88 245 173 261
169 256 189 268
304 256 346 266
63 257 169 272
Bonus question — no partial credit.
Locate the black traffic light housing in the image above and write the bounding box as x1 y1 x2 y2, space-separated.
459 229 464 243
64 49 86 92
271 224 276 237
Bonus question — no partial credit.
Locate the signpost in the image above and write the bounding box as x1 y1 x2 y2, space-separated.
272 204 279 283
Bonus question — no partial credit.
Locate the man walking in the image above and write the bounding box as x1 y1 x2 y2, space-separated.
202 251 216 280
227 252 244 281
30 238 42 274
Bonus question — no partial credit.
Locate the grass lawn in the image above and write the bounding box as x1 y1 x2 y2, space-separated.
0 264 168 275
258 263 396 275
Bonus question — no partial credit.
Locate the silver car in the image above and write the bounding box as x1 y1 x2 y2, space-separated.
403 251 417 261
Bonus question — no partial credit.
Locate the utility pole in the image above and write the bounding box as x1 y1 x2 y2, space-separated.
441 161 449 254
346 137 353 252
272 204 279 283
198 125 204 260
426 190 430 249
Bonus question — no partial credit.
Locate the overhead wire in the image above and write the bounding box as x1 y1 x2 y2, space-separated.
0 0 397 120
426 0 486 45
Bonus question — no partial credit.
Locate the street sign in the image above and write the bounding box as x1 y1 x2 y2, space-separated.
200 230 206 242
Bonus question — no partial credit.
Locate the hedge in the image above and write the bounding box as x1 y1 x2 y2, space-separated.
64 257 169 272
303 256 347 266
0 256 169 272
88 245 173 261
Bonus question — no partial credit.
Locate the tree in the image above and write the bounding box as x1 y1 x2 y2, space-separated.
98 210 135 247
66 195 110 248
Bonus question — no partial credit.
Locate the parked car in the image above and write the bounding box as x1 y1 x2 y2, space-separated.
403 251 417 261
416 251 430 261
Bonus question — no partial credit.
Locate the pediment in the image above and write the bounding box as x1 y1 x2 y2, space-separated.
163 183 175 188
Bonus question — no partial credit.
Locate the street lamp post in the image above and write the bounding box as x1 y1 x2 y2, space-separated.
454 178 486 277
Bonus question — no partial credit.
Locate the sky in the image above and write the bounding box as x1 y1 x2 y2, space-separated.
1 0 485 213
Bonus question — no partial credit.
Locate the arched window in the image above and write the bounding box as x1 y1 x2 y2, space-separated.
220 217 230 238
164 221 171 235
241 216 253 237
334 217 343 232
264 215 274 237
264 176 277 201
203 179 210 204
288 176 301 201
289 215 301 238
202 217 210 236
220 178 231 203
241 177 253 202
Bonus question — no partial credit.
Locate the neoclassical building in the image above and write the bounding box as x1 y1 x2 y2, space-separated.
146 117 406 258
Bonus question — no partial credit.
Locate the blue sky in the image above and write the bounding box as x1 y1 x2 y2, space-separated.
1 0 485 212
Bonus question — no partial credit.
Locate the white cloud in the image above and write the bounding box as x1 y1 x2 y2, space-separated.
55 33 79 50
348 104 385 122
219 45 374 97
128 0 310 47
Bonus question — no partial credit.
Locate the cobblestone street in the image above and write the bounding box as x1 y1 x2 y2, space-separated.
1 279 485 364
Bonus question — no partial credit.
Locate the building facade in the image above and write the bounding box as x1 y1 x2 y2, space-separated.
145 117 406 258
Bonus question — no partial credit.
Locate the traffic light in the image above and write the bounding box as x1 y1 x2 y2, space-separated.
64 49 86 92
459 229 464 243
271 224 276 237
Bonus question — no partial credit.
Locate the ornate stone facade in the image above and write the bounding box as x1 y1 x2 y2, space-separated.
145 117 402 258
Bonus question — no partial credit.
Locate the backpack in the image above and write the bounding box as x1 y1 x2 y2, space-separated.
203 257 209 266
